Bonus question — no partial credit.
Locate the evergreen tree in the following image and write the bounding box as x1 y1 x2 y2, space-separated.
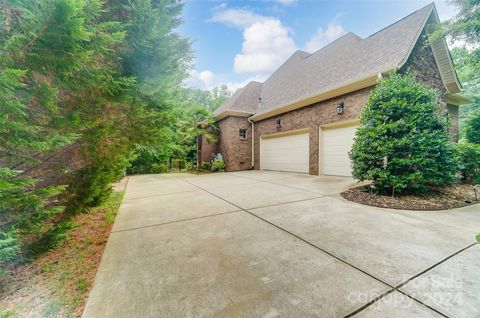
0 0 192 272
350 73 456 195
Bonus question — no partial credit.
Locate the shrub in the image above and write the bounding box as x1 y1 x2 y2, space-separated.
454 142 480 184
185 162 195 171
172 159 187 170
151 163 169 173
201 161 212 171
350 73 456 195
211 159 225 172
464 111 480 144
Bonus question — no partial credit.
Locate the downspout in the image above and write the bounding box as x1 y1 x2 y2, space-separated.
248 116 254 169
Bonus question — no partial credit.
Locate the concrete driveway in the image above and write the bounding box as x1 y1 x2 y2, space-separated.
83 171 480 318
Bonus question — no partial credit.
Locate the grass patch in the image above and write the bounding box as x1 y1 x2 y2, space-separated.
0 190 124 317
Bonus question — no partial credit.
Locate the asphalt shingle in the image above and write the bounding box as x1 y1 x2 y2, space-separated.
215 3 434 117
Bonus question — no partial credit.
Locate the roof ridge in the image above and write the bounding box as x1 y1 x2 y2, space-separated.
214 2 445 119
304 32 362 59
366 2 434 39
260 49 310 86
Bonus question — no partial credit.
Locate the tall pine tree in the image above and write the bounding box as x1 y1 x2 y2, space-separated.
0 0 191 272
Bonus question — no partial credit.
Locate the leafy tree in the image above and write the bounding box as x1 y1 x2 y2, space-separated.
442 0 479 46
450 48 480 129
454 142 480 184
127 87 219 174
441 1 480 131
210 85 232 111
464 111 480 143
350 73 456 195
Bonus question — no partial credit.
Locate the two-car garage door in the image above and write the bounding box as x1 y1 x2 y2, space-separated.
260 124 357 176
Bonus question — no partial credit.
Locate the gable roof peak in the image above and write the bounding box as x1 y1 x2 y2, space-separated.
367 2 434 40
214 2 462 120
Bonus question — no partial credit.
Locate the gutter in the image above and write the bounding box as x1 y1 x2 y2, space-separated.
248 117 254 169
214 110 252 121
447 94 472 105
249 73 380 122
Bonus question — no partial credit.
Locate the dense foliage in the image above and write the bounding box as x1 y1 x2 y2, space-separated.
450 48 480 128
0 0 194 272
350 73 456 195
211 160 225 172
454 142 480 184
464 111 480 143
443 1 480 132
127 87 225 174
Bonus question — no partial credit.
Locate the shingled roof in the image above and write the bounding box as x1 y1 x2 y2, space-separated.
214 3 460 120
214 81 263 116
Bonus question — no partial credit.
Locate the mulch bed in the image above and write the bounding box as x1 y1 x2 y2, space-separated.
341 183 480 210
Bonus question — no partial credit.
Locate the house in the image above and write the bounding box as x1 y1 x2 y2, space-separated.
199 3 469 177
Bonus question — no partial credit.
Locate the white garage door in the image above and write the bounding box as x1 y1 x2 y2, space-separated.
261 132 309 173
321 124 357 176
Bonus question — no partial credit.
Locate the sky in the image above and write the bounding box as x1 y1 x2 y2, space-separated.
179 0 459 92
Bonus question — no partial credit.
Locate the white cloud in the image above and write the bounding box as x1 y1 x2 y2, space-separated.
186 70 216 90
274 0 297 5
234 19 296 74
305 20 346 52
224 74 268 92
210 8 271 29
186 69 266 93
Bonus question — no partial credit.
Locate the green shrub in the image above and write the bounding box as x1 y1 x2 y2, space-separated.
464 111 480 144
350 73 456 195
211 159 225 172
455 142 480 184
66 159 126 215
185 162 195 171
201 161 212 171
151 163 169 173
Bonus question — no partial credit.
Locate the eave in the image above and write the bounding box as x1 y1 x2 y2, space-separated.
214 110 253 121
249 74 379 122
447 93 472 105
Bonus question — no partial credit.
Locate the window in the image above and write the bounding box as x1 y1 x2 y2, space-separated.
239 129 247 139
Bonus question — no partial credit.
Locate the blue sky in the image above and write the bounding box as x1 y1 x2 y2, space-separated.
180 0 458 91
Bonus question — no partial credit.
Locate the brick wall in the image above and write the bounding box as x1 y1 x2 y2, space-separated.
399 29 458 140
400 30 447 97
210 26 458 175
198 135 218 164
205 116 252 171
254 87 372 175
447 104 459 142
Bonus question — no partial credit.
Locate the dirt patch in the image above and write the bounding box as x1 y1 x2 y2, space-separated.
0 189 124 318
341 183 480 210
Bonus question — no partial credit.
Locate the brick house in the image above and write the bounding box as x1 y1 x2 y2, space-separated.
199 3 468 177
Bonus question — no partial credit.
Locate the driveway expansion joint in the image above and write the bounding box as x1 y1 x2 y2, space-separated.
231 173 329 195
394 242 478 290
247 195 325 210
124 189 200 201
110 209 243 234
180 176 474 318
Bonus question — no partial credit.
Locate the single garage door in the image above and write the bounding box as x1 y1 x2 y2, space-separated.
261 132 309 173
321 124 357 176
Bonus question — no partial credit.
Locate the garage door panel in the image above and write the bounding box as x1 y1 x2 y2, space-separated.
261 133 309 173
322 125 357 177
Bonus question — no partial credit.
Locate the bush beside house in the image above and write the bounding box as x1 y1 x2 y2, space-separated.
211 159 226 172
350 73 456 195
464 111 480 144
455 142 480 184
